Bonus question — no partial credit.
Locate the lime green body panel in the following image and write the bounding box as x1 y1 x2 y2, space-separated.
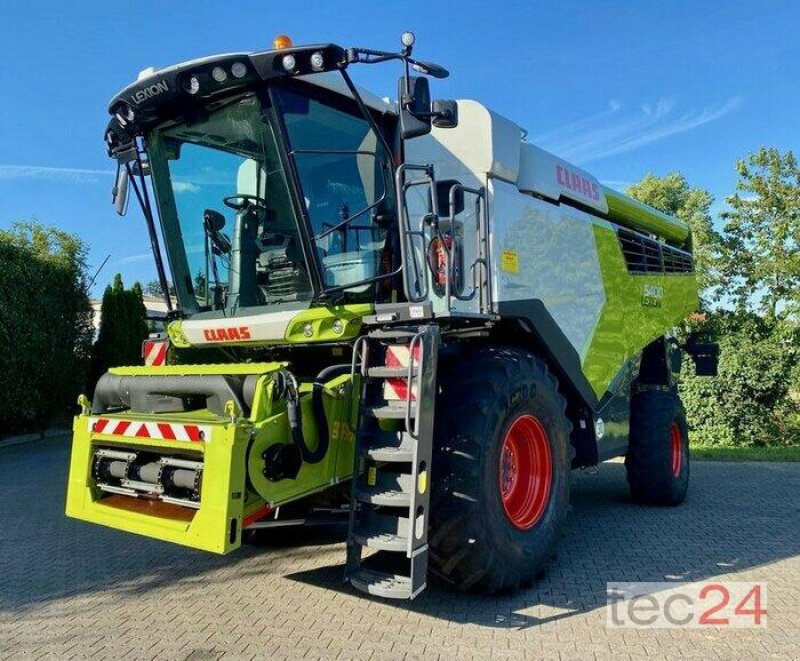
110 362 285 377
65 413 251 554
246 374 357 505
582 224 698 397
166 320 191 348
284 304 371 343
167 304 372 349
65 364 359 554
602 186 690 244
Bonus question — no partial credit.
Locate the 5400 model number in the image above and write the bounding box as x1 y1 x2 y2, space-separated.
642 285 664 308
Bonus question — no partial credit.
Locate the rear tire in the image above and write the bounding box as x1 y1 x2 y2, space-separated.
429 346 572 593
625 389 689 505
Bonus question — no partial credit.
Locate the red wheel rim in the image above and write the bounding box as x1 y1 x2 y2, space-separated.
670 422 683 477
499 414 552 530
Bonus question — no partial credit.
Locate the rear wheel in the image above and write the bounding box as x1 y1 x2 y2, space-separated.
429 347 572 593
625 389 689 505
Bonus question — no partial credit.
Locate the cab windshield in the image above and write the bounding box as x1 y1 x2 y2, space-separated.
273 86 391 297
148 85 392 318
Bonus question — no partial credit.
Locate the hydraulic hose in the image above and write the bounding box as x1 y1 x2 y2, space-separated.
275 365 350 466
307 364 351 464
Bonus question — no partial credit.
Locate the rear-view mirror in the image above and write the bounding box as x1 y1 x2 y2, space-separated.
113 165 130 216
432 100 458 129
685 333 720 377
398 75 432 140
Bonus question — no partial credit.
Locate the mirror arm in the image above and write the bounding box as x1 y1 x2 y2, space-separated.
127 145 173 312
405 107 449 121
346 48 403 65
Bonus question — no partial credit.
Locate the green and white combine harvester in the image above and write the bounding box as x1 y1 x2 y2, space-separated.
67 33 718 598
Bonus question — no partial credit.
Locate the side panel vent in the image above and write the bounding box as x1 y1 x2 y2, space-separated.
617 228 693 275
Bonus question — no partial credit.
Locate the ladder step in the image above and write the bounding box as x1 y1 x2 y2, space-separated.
364 436 416 463
349 568 415 600
362 402 417 420
355 471 413 507
346 322 438 600
367 328 418 341
366 366 418 379
352 511 409 552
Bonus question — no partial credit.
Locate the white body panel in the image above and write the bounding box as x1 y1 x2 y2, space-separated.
404 100 610 322
518 143 608 215
180 310 297 345
488 179 607 361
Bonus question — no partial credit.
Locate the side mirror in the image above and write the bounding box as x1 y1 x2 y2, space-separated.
685 333 719 377
435 180 465 217
432 100 458 129
398 75 432 140
113 165 130 216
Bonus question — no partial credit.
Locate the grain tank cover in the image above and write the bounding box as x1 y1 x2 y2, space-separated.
423 100 690 244
517 143 609 215
601 186 689 244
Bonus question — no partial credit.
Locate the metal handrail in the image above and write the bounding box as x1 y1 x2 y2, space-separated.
350 334 369 379
439 183 488 313
395 163 436 303
396 166 491 315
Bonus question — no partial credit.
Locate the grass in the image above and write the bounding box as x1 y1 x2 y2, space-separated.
690 444 800 462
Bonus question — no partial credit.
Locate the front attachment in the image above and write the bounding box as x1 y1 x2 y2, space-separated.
66 411 253 554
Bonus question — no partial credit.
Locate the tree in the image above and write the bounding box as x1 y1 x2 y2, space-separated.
88 273 149 393
143 278 175 299
718 147 800 320
626 173 720 301
627 167 800 446
0 222 93 433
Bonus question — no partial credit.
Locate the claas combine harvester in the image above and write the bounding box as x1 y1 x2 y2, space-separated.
67 33 717 599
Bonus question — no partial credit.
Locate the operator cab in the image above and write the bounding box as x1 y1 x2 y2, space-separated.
106 34 460 338
145 79 396 318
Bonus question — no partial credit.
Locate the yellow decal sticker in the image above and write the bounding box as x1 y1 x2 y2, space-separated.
501 250 519 273
367 466 377 486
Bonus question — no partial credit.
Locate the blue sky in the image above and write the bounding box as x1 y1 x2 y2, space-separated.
1 1 798 296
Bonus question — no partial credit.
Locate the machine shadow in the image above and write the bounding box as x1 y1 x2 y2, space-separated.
1 439 798 630
284 459 800 629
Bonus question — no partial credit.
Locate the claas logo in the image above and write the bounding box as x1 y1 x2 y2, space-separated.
556 165 600 201
203 327 252 342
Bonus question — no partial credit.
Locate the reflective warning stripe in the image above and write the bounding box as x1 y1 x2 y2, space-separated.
383 344 421 401
143 340 168 367
88 417 209 443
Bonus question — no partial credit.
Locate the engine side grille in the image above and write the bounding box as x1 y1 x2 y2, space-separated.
617 227 693 274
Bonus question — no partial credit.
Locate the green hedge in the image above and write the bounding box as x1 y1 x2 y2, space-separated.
87 274 150 396
0 223 93 434
680 312 800 447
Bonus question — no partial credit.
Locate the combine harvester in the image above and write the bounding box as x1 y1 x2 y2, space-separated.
67 33 717 598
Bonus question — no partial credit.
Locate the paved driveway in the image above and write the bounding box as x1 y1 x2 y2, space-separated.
0 437 797 660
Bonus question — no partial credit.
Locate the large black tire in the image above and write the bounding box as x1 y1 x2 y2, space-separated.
429 346 572 593
625 389 689 505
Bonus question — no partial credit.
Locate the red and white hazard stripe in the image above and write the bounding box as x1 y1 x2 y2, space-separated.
142 338 169 367
383 344 421 401
88 417 210 443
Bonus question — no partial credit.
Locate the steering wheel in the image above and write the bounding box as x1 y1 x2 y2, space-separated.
223 194 268 213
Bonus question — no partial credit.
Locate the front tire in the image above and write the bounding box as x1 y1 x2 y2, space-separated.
625 389 689 505
429 347 572 593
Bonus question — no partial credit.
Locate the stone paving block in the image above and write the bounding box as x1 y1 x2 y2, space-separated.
0 438 797 659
